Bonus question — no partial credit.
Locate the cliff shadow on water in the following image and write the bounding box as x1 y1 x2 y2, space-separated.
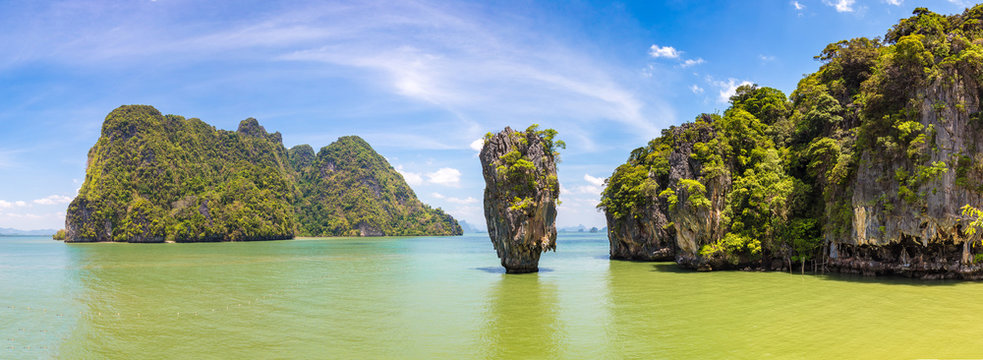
647 259 967 286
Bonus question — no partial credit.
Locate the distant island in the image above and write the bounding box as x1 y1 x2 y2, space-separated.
600 6 983 279
63 105 461 243
0 228 57 236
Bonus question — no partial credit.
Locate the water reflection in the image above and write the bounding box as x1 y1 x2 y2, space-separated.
481 274 560 359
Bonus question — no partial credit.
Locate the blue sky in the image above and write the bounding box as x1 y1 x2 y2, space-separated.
0 0 973 230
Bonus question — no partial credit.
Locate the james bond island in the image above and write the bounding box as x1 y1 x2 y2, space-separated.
64 105 461 242
601 7 983 279
480 126 562 273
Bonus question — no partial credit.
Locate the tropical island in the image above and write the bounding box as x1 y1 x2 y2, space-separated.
480 125 563 273
600 6 983 279
62 105 461 242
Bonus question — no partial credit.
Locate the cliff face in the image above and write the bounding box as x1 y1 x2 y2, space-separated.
829 64 983 278
480 126 560 273
604 120 727 262
601 6 983 278
65 105 460 243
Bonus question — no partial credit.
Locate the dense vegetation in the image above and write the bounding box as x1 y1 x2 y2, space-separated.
484 125 563 214
65 105 460 242
600 6 983 270
292 136 460 236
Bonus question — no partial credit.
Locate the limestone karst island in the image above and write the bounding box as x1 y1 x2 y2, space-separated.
64 105 461 242
7 2 983 359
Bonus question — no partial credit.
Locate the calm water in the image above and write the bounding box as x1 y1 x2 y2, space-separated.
2 233 983 358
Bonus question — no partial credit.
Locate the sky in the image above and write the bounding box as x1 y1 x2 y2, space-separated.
0 0 974 231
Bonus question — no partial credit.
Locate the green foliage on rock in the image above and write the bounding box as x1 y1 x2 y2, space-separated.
292 136 461 237
602 5 983 269
65 105 460 242
490 125 562 214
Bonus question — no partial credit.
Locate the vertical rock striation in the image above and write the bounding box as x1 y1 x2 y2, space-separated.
604 120 728 262
480 126 560 273
599 6 983 278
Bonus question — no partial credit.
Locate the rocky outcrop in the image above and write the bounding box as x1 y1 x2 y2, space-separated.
480 127 559 273
599 6 983 279
605 120 728 262
65 105 461 242
822 68 983 278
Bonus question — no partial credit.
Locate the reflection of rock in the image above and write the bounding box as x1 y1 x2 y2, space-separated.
482 276 558 358
480 127 559 273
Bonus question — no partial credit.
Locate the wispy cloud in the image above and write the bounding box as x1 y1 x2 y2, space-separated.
707 77 753 103
427 168 461 187
823 0 855 12
792 1 806 10
680 58 705 68
0 200 28 209
649 44 680 58
690 84 705 94
432 192 477 204
0 211 66 230
469 138 483 151
584 174 605 187
396 166 424 186
885 0 902 5
33 195 73 205
4 1 666 144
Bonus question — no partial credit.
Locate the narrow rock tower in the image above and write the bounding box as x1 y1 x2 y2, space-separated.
480 126 562 273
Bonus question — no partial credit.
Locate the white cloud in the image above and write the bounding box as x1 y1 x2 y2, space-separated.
792 1 806 10
708 77 753 104
680 58 704 68
432 192 478 205
885 0 902 5
4 0 667 146
823 0 855 12
0 200 29 208
271 2 663 138
33 195 73 205
427 167 461 187
690 84 704 94
584 174 605 187
397 166 424 186
469 138 484 151
572 185 603 195
759 55 775 62
649 44 680 59
447 196 478 204
0 211 66 230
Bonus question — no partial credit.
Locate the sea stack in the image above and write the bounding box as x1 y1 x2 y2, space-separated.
480 126 562 273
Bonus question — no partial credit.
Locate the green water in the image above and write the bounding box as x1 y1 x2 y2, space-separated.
2 233 983 359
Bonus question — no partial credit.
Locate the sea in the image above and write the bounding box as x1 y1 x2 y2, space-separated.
2 233 983 358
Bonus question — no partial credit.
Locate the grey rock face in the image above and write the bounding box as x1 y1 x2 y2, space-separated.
605 122 729 264
480 127 558 273
824 69 983 278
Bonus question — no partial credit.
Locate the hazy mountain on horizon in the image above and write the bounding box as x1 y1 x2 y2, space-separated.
0 228 57 236
458 220 485 233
